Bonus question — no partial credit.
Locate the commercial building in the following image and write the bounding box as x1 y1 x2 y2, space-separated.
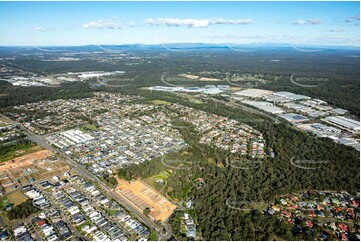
148 86 183 92
265 94 292 103
322 116 360 132
234 89 273 98
242 101 285 114
278 113 309 123
274 92 311 101
331 108 348 115
217 85 230 91
203 87 223 95
184 87 203 93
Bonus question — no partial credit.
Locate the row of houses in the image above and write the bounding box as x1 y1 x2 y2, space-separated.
0 172 16 195
183 213 196 238
168 103 266 158
13 225 33 241
116 213 150 238
47 108 187 176
265 190 360 241
23 185 50 209
9 93 142 135
51 175 131 241
73 176 149 239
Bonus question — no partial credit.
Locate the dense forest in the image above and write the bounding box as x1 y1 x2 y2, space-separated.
0 47 359 116
117 92 359 240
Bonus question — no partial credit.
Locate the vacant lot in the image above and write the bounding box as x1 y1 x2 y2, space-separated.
115 177 177 223
0 149 50 172
0 144 43 163
6 190 27 206
3 149 71 184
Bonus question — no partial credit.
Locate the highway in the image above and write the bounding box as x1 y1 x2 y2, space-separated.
1 114 172 240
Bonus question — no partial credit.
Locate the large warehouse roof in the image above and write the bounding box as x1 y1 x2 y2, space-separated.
234 89 273 98
278 113 309 123
242 101 285 114
274 91 311 100
323 116 360 131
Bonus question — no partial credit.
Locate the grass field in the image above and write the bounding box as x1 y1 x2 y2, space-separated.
106 209 119 216
0 197 10 209
144 170 172 191
0 117 11 127
148 229 158 241
150 99 171 105
188 98 203 104
80 124 97 132
0 212 10 227
78 220 92 230
6 190 27 206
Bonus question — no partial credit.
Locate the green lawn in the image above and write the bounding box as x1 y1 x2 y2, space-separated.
144 170 172 191
80 124 97 132
148 229 158 241
0 117 11 127
77 220 92 230
188 98 203 104
106 209 119 216
0 197 10 209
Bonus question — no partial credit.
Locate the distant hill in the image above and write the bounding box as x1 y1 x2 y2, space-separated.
0 43 359 54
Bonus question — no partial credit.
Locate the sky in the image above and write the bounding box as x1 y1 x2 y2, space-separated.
0 1 359 46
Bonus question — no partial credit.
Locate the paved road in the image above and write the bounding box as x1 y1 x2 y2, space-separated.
1 114 171 240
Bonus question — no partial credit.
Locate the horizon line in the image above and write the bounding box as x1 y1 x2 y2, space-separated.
0 42 359 49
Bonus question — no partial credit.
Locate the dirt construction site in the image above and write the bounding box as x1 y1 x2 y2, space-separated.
0 149 71 188
115 177 177 223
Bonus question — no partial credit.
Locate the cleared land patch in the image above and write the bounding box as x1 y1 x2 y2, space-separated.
144 170 172 192
151 100 171 105
0 149 51 172
0 149 70 189
6 190 27 206
115 177 177 223
0 145 43 163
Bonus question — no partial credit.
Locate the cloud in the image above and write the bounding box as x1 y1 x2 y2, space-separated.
146 18 253 28
329 29 345 32
81 19 122 30
33 27 53 32
128 22 137 27
345 14 360 23
206 34 298 42
294 19 322 25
